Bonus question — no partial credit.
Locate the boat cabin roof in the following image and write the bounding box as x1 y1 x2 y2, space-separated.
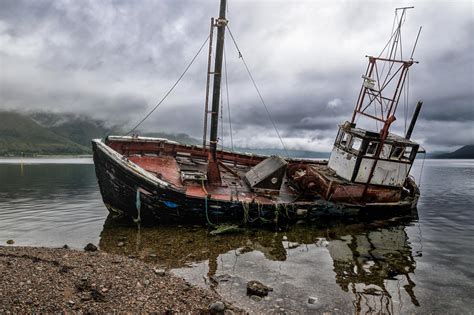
340 124 419 147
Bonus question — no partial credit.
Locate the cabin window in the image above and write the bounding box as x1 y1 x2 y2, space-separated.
390 145 405 160
380 144 392 159
350 137 362 152
366 141 378 156
403 146 413 161
340 132 350 147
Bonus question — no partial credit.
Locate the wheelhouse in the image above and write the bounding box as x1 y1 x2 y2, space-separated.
328 122 419 187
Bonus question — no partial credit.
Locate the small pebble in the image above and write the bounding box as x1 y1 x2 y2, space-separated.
153 268 166 276
209 301 225 312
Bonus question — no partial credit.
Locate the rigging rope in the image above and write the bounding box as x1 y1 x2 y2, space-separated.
122 34 210 136
226 25 289 158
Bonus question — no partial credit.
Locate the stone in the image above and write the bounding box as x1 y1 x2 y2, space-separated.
296 208 308 216
308 296 318 304
209 301 225 313
144 279 150 286
62 244 69 249
84 243 97 252
6 240 14 245
153 268 166 276
68 300 75 306
117 242 125 247
246 280 273 297
250 295 262 302
288 242 300 249
282 236 288 241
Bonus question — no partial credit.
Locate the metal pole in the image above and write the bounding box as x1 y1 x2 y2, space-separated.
405 101 423 139
209 0 227 162
202 18 215 148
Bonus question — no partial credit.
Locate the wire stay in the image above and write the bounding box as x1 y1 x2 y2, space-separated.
123 34 210 136
226 25 289 157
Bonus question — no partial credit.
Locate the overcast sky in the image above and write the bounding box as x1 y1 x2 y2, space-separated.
0 0 472 152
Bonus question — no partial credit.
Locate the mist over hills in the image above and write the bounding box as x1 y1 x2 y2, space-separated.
0 112 90 156
435 145 474 159
0 111 471 159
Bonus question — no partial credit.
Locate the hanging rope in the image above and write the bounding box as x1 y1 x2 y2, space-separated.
226 25 289 158
123 35 210 136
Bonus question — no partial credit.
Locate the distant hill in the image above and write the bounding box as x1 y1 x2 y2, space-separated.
30 112 120 147
0 112 89 156
140 132 201 146
434 145 474 159
0 111 329 158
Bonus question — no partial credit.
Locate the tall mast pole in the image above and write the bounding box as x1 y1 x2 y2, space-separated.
207 0 226 184
209 0 227 162
202 17 215 149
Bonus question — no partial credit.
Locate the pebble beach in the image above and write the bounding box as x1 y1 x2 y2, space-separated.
0 246 237 313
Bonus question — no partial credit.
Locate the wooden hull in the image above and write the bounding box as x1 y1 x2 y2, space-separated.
92 137 419 225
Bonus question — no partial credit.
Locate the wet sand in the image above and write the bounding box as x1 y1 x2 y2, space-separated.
0 246 237 313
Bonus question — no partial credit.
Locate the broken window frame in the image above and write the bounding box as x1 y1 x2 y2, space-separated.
390 145 406 160
365 141 379 156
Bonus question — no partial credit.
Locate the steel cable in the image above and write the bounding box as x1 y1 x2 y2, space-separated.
123 34 210 136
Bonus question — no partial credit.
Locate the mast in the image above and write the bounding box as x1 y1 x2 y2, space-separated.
209 0 227 161
202 18 215 148
207 0 227 183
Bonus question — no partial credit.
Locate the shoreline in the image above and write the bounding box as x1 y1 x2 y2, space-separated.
0 246 237 313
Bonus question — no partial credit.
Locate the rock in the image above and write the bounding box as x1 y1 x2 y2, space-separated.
250 295 262 302
68 300 75 306
75 277 91 292
246 280 273 297
153 268 166 276
308 296 318 304
144 279 150 286
62 244 69 249
296 208 308 216
288 242 300 249
282 236 288 241
149 253 157 258
118 236 127 241
101 287 109 293
84 243 97 252
117 242 125 247
90 288 105 302
209 301 225 313
6 240 14 245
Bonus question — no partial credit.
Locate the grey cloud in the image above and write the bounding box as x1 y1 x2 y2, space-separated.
0 0 473 152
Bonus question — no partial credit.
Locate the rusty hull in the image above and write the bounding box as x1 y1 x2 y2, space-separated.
91 136 419 224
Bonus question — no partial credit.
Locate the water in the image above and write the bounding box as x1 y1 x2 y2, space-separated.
0 158 473 313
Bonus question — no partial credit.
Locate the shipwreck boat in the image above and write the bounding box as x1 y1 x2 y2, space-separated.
92 2 424 225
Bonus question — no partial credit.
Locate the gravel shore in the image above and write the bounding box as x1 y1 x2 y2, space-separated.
0 246 237 313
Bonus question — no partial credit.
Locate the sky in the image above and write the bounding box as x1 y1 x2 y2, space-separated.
0 0 472 152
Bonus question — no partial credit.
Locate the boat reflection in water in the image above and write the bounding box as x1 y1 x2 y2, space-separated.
99 210 420 313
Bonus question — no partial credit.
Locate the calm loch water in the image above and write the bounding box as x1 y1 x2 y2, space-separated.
0 158 473 314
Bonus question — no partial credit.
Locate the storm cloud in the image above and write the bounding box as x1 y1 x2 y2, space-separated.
0 0 472 152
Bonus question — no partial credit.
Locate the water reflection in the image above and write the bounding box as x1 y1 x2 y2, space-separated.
99 211 419 313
